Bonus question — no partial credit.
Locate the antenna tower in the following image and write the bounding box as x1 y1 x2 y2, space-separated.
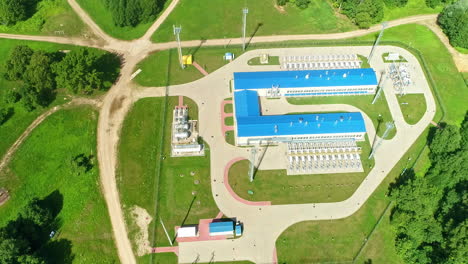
368 22 388 62
248 147 257 182
242 8 249 51
369 122 394 159
173 25 185 69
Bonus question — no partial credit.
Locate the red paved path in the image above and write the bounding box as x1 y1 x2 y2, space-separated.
178 96 184 107
192 61 209 76
151 246 179 256
221 100 235 135
224 158 272 206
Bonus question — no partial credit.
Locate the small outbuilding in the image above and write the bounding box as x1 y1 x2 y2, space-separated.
209 221 234 236
224 52 235 61
177 226 198 238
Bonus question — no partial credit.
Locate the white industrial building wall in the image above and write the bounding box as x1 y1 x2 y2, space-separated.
256 84 377 97
236 132 365 146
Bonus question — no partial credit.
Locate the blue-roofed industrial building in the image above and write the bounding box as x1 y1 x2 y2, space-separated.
233 68 378 97
232 69 370 146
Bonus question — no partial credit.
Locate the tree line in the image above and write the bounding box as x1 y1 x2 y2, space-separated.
0 0 39 26
0 45 120 126
277 0 457 29
389 113 468 263
438 0 468 49
105 0 166 27
0 191 73 264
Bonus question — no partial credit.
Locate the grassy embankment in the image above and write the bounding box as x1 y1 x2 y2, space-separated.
0 107 118 263
228 135 373 204
118 97 219 263
0 0 85 36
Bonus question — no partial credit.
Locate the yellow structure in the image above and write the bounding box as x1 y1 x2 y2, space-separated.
182 55 193 65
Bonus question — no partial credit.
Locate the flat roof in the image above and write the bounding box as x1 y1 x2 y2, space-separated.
234 90 260 117
209 222 234 233
234 68 377 90
234 90 366 137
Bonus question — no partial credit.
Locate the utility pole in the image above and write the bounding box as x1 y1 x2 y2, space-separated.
248 147 257 182
368 22 388 62
372 71 386 104
159 217 173 246
242 8 249 51
369 122 394 159
173 25 185 69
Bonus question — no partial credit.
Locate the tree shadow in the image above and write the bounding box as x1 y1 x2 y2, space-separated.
387 168 416 198
41 239 74 264
94 52 123 89
187 38 206 58
364 259 373 264
0 107 14 125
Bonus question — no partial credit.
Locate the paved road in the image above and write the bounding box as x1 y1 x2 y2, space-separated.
0 4 450 264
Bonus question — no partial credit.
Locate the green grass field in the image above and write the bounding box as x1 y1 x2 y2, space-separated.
288 94 397 139
228 137 373 204
118 96 219 262
135 47 244 87
151 0 357 43
382 0 443 21
0 0 85 36
225 130 235 146
0 106 118 263
224 116 234 126
397 93 427 125
224 103 233 114
276 128 429 263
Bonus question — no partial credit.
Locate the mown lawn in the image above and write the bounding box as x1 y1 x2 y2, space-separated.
276 128 429 263
134 47 244 87
0 107 118 263
118 96 219 262
151 0 357 43
397 93 427 125
76 0 172 40
288 94 397 139
228 136 373 204
0 0 85 36
224 116 234 126
225 130 235 146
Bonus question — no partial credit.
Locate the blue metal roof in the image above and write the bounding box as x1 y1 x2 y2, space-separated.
209 222 234 233
234 68 377 90
236 113 366 137
235 225 242 236
233 90 366 137
234 90 260 117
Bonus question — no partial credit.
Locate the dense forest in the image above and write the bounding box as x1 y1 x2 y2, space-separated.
438 0 468 49
105 0 166 27
389 114 468 263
